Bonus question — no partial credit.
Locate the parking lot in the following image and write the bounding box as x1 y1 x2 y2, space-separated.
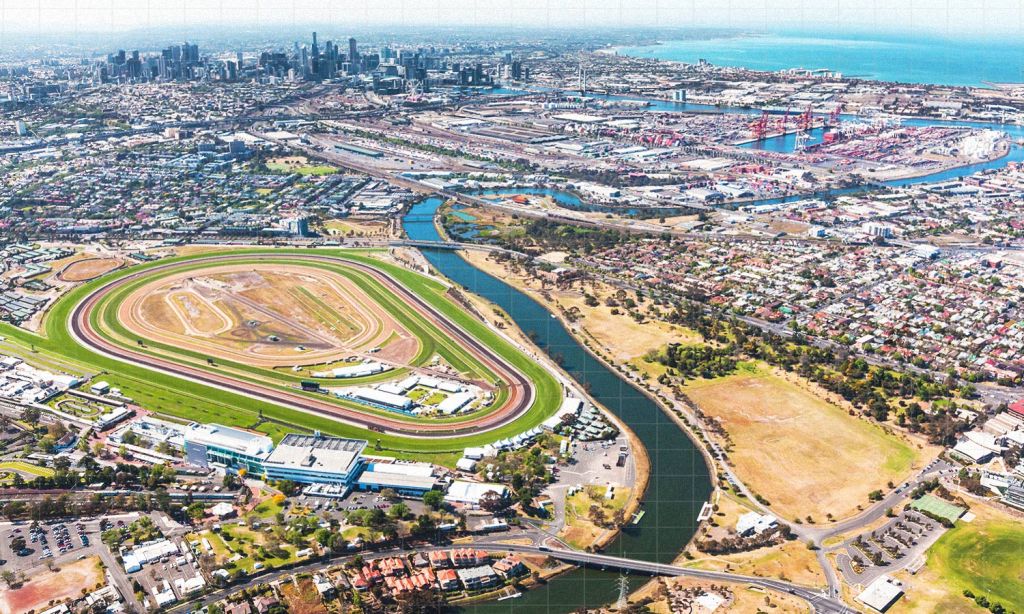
837 508 949 586
294 488 431 518
543 434 637 534
0 516 105 574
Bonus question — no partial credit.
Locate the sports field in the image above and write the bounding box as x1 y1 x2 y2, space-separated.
266 156 337 175
0 248 562 463
684 363 919 522
909 494 966 524
924 505 1024 612
84 254 518 429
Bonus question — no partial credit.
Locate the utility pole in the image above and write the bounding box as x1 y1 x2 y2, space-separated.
615 574 630 611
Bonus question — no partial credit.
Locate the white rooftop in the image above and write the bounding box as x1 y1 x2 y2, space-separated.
857 575 904 612
184 423 273 457
447 480 509 504
264 434 366 474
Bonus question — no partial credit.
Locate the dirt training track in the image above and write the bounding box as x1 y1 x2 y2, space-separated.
119 263 416 368
69 254 536 439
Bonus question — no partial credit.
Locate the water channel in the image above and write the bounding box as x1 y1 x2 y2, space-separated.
403 197 713 612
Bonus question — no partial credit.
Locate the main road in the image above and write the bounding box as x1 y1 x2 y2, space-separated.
166 543 856 614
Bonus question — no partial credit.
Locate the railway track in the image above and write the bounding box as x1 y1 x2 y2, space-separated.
68 253 542 439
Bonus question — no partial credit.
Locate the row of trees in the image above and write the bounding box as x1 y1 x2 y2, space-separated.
665 302 972 445
651 343 738 380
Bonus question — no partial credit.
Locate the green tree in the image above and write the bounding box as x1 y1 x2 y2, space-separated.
186 502 206 521
423 489 445 510
314 527 332 547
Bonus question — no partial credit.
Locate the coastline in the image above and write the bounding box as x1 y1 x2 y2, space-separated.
610 35 1022 89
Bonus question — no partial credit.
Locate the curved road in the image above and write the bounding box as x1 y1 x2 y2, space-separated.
68 253 542 439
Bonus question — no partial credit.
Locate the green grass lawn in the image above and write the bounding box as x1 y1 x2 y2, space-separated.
422 392 448 405
266 162 337 175
190 526 301 574
251 497 286 520
0 460 55 477
0 248 563 463
927 514 1024 611
342 526 378 541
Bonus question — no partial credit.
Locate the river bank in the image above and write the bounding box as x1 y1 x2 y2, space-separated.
433 201 653 552
456 248 713 533
449 254 652 552
403 196 711 613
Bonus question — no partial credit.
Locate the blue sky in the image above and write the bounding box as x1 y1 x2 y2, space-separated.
2 0 1023 38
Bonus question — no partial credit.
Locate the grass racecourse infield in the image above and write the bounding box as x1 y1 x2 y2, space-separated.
0 249 562 465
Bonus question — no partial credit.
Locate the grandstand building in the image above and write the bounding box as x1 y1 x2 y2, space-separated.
183 423 274 474
263 433 367 486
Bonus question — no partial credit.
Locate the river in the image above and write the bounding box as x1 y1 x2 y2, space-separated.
403 197 712 613
399 81 1024 611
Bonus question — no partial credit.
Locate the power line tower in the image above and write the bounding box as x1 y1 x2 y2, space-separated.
615 574 630 611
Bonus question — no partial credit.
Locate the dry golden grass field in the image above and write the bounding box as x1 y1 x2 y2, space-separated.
684 363 922 522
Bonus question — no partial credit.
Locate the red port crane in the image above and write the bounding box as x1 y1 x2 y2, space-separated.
829 104 842 126
776 105 791 132
750 111 770 140
798 104 814 131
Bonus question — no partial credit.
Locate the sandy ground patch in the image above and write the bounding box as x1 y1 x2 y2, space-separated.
323 218 397 238
58 257 123 282
280 579 329 614
633 576 812 614
460 251 701 362
0 556 104 614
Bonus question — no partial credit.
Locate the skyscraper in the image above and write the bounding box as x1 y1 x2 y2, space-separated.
311 32 320 78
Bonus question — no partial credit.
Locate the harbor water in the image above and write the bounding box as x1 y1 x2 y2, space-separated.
616 33 1024 87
